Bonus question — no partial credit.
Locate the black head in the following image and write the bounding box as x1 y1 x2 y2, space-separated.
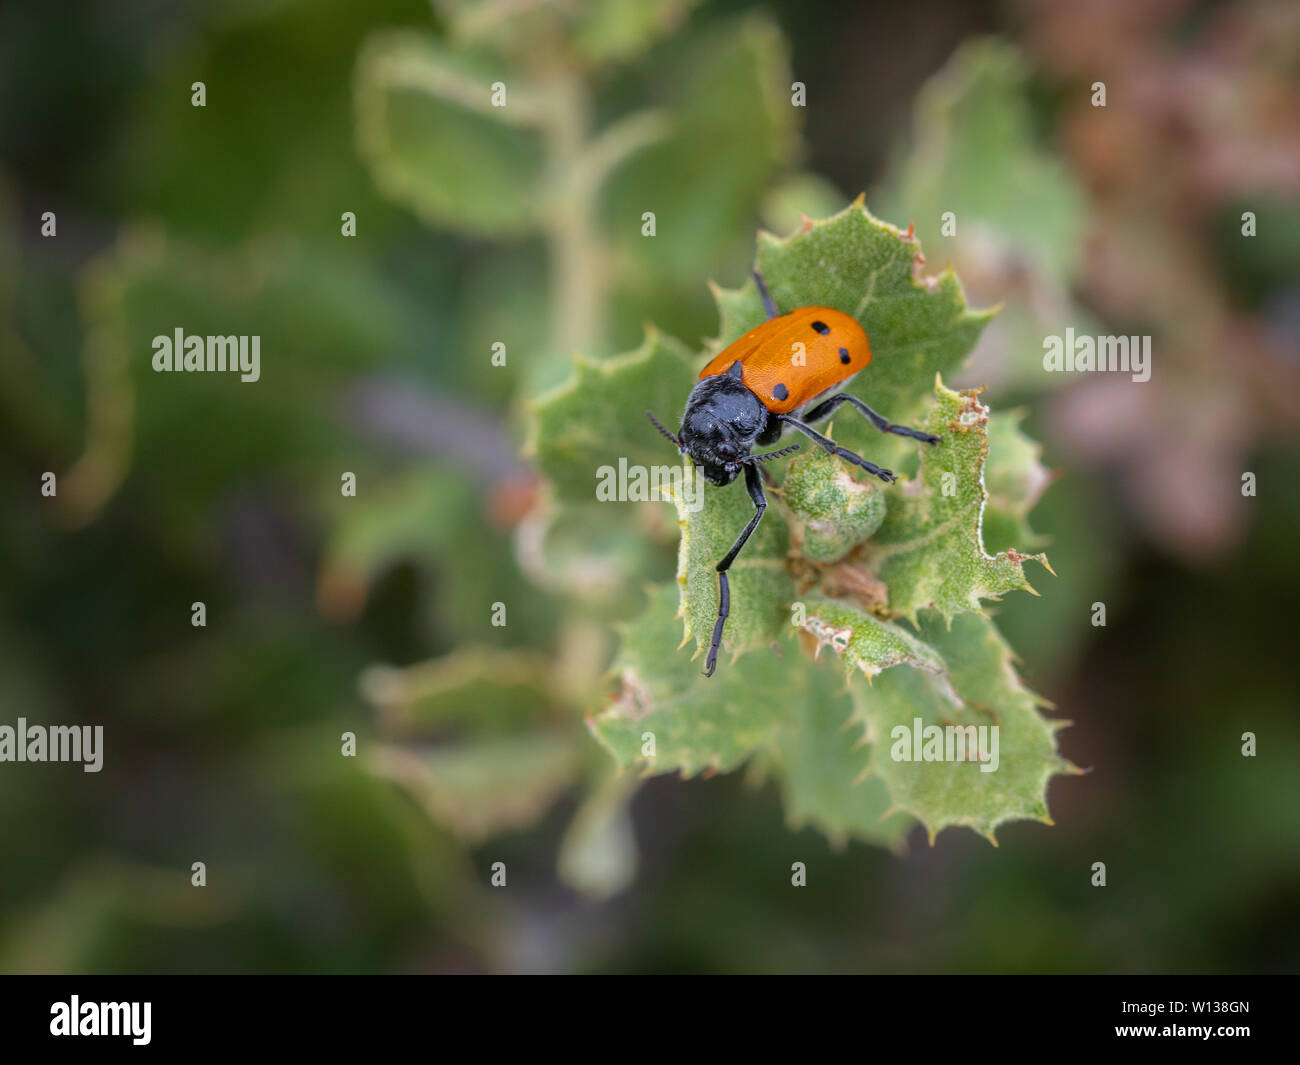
646 363 801 486
648 361 763 486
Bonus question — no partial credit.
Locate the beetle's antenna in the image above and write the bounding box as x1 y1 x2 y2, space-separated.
645 410 681 449
743 443 801 465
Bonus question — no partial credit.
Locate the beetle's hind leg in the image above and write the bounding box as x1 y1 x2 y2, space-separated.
803 392 940 446
704 464 768 677
778 414 897 483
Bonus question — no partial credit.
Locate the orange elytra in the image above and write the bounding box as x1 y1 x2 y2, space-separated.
696 304 871 416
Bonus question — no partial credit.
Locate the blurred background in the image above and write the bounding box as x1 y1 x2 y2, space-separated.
1 0 1298 973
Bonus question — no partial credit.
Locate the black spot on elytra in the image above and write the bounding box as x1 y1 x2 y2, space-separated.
811 321 830 335
839 347 851 364
772 383 789 401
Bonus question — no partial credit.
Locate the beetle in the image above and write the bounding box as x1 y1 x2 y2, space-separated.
646 271 940 677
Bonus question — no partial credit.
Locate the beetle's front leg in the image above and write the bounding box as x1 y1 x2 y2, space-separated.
705 464 767 677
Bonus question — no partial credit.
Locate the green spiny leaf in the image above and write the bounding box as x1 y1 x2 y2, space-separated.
862 378 1050 623
595 585 931 849
983 408 1053 552
781 446 886 563
591 584 795 776
593 585 914 850
797 594 954 691
761 673 912 852
852 611 1073 843
527 327 696 502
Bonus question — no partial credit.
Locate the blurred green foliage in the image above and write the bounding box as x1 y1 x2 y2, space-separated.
0 0 1297 974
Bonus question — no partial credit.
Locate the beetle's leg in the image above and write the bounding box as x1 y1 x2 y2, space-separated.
803 393 940 445
751 270 779 320
779 414 897 483
705 464 767 677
